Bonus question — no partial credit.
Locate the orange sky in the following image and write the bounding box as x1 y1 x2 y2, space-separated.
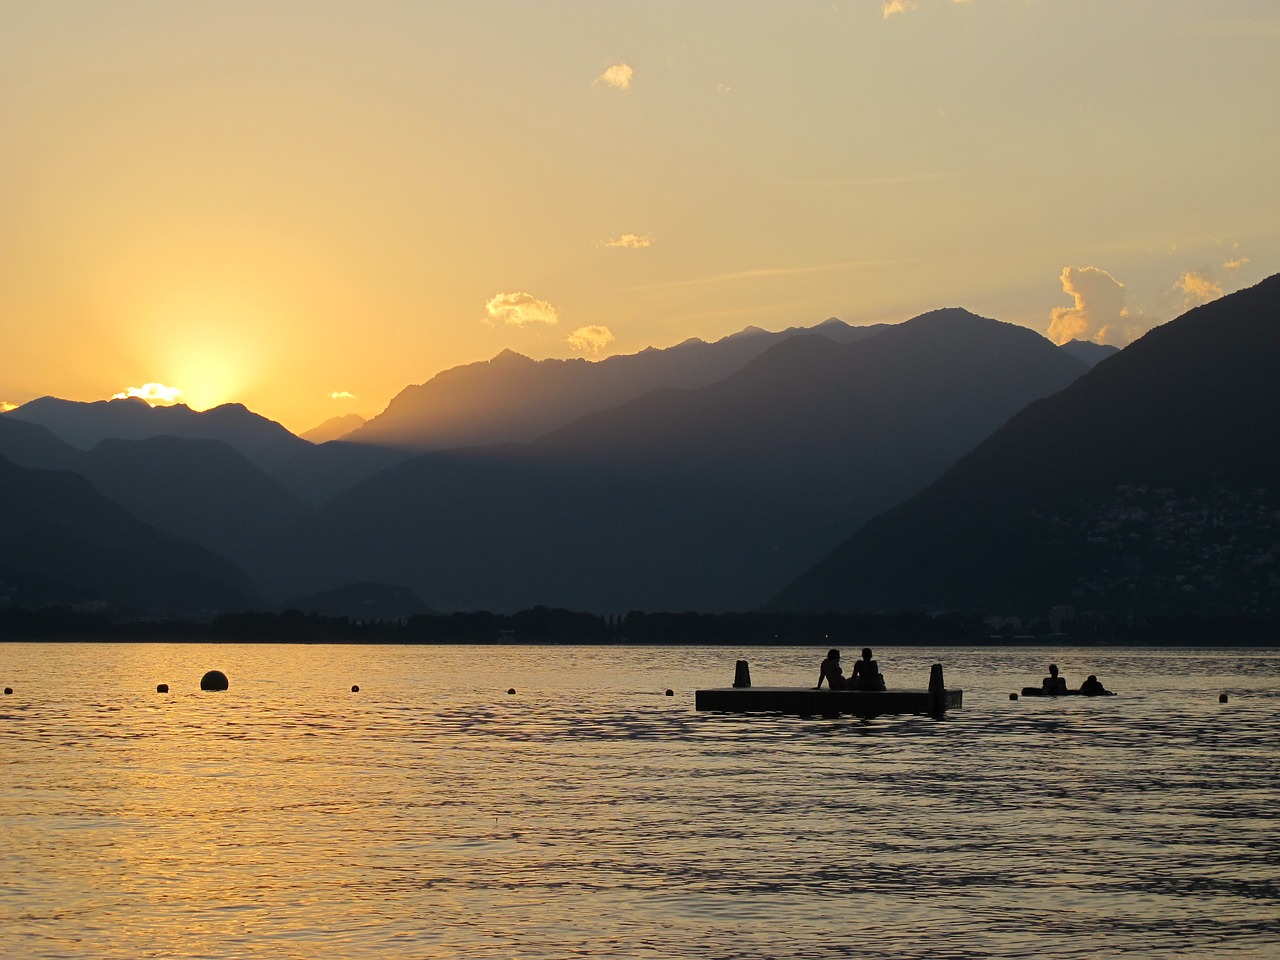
2 1 1276 432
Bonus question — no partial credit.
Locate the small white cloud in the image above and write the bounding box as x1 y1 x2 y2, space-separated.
604 233 654 249
567 325 615 355
485 291 560 328
329 391 357 401
716 82 732 95
883 0 967 17
112 382 184 405
595 63 634 91
1175 270 1224 308
1223 256 1249 275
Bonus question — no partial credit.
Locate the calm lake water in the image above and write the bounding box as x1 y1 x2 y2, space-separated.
1 643 1277 960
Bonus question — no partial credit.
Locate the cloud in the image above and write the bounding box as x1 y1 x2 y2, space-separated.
716 83 732 95
882 0 918 16
329 391 357 400
595 63 634 91
112 382 184 405
604 233 654 249
883 0 969 16
567 325 615 355
1223 256 1249 275
0 401 16 413
1174 270 1224 308
484 291 560 327
1048 266 1148 346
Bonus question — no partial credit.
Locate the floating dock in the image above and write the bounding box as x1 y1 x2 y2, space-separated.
695 662 961 718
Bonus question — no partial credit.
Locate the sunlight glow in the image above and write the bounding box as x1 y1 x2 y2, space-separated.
113 383 185 405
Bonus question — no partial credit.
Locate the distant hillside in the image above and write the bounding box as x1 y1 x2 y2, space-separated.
0 416 83 471
347 319 888 450
77 437 313 594
770 275 1280 617
279 309 1091 612
0 455 261 615
3 397 311 475
300 414 365 444
1060 339 1120 368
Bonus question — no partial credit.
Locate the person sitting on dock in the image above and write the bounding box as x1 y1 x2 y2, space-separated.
851 647 886 691
1079 674 1110 696
816 649 846 689
1041 664 1068 694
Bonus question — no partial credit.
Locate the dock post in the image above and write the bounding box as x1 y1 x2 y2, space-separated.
928 664 945 717
733 660 752 688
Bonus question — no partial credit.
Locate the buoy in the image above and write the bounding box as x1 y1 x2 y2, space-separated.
1009 692 1018 700
1219 693 1228 703
200 670 229 692
733 660 751 688
156 683 169 693
351 684 360 693
3 687 11 695
507 688 516 695
665 689 674 696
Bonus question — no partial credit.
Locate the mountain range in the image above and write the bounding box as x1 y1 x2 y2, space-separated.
2 281 1274 620
771 274 1280 617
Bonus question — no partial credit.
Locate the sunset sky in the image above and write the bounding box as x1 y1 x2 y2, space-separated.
2 0 1276 433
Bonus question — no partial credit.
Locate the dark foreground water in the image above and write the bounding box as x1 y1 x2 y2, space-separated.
1 644 1277 959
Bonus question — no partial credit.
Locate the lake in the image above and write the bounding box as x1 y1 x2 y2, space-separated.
2 643 1277 959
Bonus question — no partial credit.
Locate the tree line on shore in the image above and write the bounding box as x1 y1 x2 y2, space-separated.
0 604 1275 646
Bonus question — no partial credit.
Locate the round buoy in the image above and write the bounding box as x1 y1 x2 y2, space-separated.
1219 693 1228 703
351 685 360 693
1009 692 1018 700
200 670 229 692
156 683 169 693
507 688 516 695
3 687 11 695
665 689 674 696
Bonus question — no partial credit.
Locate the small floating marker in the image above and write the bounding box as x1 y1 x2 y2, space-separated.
665 689 674 697
351 685 360 693
1219 693 1229 703
156 683 169 694
199 670 229 692
733 660 751 688
3 687 11 695
507 688 516 695
1009 692 1018 700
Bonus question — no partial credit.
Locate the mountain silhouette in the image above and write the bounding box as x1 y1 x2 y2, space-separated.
4 397 311 475
300 413 365 444
346 319 888 450
1060 339 1120 368
770 274 1280 616
279 309 1090 612
0 415 83 471
76 436 312 594
0 454 261 614
272 318 894 505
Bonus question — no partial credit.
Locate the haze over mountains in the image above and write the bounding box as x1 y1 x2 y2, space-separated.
2 282 1275 621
